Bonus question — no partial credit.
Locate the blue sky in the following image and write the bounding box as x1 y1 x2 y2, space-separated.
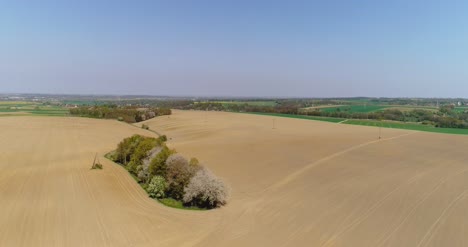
1 1 468 97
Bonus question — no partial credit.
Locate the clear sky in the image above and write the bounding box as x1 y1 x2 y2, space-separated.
1 1 468 97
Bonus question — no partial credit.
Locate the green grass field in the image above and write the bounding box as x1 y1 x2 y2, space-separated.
250 112 468 135
0 101 69 116
215 101 278 107
384 106 439 112
320 105 389 113
248 112 345 123
454 107 468 113
344 119 468 135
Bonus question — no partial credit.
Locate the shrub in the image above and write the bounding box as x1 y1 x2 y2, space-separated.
189 158 199 166
115 135 144 164
126 137 157 174
183 167 229 208
137 146 163 183
165 154 199 199
159 135 167 142
146 176 167 198
148 145 175 177
142 124 149 130
91 162 103 170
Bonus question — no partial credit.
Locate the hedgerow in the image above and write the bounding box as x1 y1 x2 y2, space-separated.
109 134 228 209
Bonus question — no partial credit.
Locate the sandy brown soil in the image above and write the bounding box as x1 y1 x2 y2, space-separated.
2 111 468 246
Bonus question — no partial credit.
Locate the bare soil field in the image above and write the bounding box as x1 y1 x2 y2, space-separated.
2 111 468 246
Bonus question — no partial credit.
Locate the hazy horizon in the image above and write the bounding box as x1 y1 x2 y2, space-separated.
2 1 468 98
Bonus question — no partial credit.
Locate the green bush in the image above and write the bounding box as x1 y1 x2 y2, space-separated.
148 145 175 177
115 135 143 164
91 163 103 170
189 158 199 166
146 176 167 198
126 137 157 174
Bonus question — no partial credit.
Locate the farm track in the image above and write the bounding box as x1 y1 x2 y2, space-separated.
2 111 468 246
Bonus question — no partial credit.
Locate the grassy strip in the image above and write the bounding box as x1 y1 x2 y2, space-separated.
215 100 278 107
344 119 468 135
0 107 69 116
319 105 389 113
247 112 345 123
247 112 468 135
157 198 205 211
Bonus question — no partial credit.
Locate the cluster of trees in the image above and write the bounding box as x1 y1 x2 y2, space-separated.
69 106 171 123
109 134 229 209
179 102 225 111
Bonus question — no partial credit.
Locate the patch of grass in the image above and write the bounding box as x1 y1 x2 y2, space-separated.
30 111 69 116
344 119 468 135
0 109 21 112
0 101 33 106
247 112 345 123
384 106 438 112
91 163 103 169
157 198 205 211
214 101 278 107
320 105 389 113
0 102 69 116
454 107 468 113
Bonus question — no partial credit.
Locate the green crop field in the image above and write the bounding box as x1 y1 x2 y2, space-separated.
454 107 468 113
320 105 389 113
215 101 278 107
249 111 468 135
0 101 69 116
248 112 345 123
344 119 468 135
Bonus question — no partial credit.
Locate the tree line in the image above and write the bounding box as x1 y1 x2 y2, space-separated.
69 106 171 123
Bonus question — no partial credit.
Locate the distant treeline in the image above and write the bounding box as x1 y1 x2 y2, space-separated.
68 97 468 129
177 102 468 129
69 105 171 123
178 102 299 114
